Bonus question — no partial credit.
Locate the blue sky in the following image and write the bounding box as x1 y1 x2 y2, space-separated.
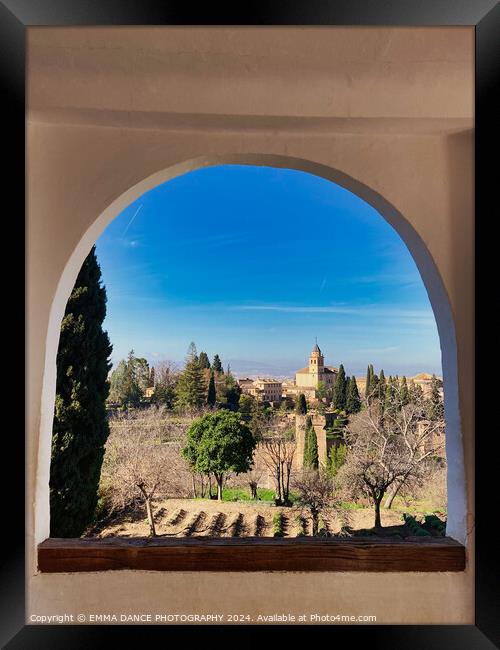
95 164 441 378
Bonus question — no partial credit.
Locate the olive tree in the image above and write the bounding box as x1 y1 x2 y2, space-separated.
102 407 190 536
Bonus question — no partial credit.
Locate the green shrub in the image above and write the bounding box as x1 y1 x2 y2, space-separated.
296 515 307 537
403 513 431 536
424 513 446 536
273 512 285 537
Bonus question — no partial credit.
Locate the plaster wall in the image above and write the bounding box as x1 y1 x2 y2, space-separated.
27 27 474 624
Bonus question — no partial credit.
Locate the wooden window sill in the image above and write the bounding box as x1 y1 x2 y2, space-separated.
38 536 466 573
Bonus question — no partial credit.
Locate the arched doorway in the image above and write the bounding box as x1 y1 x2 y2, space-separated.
36 154 467 545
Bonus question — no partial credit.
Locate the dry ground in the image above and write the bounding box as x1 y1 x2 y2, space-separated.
87 498 440 539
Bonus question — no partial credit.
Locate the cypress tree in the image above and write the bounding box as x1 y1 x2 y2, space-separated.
332 364 347 410
198 351 211 370
207 370 216 407
295 393 307 414
175 342 207 410
400 376 410 406
212 354 223 374
50 246 112 537
303 416 319 470
428 374 444 420
365 364 374 399
346 376 361 413
378 369 386 401
384 375 396 414
326 443 347 478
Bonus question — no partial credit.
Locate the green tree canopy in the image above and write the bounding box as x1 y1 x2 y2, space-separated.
50 246 112 537
238 393 255 417
182 410 256 499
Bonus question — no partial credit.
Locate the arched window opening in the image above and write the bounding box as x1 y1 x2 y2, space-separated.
48 164 451 545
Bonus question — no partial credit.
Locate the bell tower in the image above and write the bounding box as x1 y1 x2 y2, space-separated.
309 340 324 385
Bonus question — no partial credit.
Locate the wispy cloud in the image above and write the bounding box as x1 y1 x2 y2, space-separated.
353 346 400 354
231 303 435 325
348 272 420 287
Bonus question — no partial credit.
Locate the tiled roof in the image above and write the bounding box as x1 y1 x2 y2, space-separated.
296 366 338 374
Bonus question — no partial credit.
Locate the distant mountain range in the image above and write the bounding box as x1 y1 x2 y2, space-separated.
227 359 441 381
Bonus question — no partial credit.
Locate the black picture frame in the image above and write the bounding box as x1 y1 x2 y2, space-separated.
3 0 498 647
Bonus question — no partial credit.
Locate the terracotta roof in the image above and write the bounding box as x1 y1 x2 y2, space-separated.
295 366 338 374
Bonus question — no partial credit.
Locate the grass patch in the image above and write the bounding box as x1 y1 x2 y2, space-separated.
222 487 276 502
338 501 365 510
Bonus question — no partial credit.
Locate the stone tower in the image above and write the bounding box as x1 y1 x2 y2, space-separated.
308 342 324 387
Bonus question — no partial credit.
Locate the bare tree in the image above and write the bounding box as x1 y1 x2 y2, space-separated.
260 418 296 505
292 470 347 536
102 407 190 536
337 390 444 529
246 465 265 500
232 456 266 499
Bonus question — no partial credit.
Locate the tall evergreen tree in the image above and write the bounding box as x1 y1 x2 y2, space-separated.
332 364 347 410
50 246 112 537
108 359 127 404
295 393 307 414
384 375 396 414
378 369 386 401
212 354 223 374
207 370 217 407
428 374 444 420
365 364 373 398
198 351 211 370
303 416 319 470
400 376 410 406
175 342 206 410
326 443 347 478
108 350 144 407
346 376 361 413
